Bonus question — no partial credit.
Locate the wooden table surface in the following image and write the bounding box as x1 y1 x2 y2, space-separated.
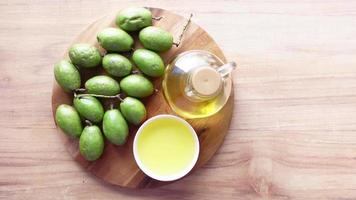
1 0 356 199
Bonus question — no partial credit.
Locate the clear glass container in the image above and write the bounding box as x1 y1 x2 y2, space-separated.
162 50 236 119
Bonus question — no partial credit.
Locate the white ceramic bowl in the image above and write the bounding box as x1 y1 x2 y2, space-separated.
133 114 200 181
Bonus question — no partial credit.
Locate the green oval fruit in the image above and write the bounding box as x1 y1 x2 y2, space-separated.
120 97 146 125
132 49 164 77
73 96 104 123
103 109 129 145
79 125 104 161
85 75 120 96
102 54 132 77
54 60 81 91
116 7 152 31
69 43 101 68
55 104 83 138
139 26 173 52
97 28 134 52
120 74 154 98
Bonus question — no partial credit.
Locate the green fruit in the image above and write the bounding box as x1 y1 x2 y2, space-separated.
79 125 104 161
120 97 146 125
103 109 129 145
55 104 83 138
116 7 152 31
132 49 164 77
97 28 134 52
102 54 132 77
73 96 104 123
139 26 173 52
120 74 154 98
54 60 81 91
85 75 120 96
69 43 101 68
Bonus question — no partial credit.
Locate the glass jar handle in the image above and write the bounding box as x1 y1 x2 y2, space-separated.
217 62 237 78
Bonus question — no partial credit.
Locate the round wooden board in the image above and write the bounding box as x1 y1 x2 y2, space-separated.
51 7 234 188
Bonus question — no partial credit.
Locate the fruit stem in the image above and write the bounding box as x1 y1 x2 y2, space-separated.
74 88 86 93
131 70 140 74
152 16 163 21
76 93 121 99
173 13 193 47
85 120 93 126
109 103 114 110
117 93 125 102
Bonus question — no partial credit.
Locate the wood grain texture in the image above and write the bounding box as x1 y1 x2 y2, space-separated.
51 8 234 188
1 0 356 199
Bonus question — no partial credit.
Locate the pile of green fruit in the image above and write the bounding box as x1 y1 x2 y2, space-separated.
54 7 178 161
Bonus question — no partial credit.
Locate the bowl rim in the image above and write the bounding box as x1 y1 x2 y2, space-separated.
133 114 200 181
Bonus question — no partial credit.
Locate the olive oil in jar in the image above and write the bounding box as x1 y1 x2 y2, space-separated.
162 50 236 119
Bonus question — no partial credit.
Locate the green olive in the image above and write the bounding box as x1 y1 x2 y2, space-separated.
97 28 134 52
55 104 83 138
103 109 129 145
120 74 154 98
120 97 147 125
69 43 101 68
73 96 104 123
102 54 132 77
116 7 152 31
139 26 173 52
79 125 104 161
132 49 164 77
85 75 120 96
54 60 81 92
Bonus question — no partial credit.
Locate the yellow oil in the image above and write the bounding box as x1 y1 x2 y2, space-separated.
162 64 225 119
136 118 197 176
162 50 231 119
